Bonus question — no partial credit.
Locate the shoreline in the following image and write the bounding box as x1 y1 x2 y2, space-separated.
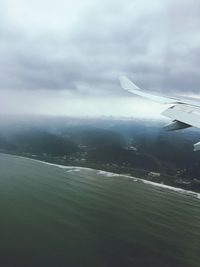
3 152 200 200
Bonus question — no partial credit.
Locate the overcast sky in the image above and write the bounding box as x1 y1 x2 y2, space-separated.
1 0 200 118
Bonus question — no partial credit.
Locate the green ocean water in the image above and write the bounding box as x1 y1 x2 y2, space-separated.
0 153 200 267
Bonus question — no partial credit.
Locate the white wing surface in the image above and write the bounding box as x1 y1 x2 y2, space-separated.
119 76 200 151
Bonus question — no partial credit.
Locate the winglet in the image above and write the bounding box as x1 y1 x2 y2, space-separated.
119 76 140 92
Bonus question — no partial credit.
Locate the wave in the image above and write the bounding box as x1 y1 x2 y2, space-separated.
97 170 120 177
97 169 200 199
6 153 200 200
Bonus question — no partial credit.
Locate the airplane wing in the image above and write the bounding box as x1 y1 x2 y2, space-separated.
119 76 200 151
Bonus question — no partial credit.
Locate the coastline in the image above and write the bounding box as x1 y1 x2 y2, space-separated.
3 152 200 200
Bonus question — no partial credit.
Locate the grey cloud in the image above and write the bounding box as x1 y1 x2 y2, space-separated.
0 0 200 99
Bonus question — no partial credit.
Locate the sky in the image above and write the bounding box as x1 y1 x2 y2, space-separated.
1 0 200 118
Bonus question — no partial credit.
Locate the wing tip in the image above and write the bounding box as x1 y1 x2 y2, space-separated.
119 75 140 92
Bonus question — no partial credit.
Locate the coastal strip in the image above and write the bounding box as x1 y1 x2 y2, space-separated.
6 153 200 200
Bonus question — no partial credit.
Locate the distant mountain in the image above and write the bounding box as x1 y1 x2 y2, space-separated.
1 115 200 179
4 130 79 156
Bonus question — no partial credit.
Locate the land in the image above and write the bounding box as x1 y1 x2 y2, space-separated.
1 115 200 192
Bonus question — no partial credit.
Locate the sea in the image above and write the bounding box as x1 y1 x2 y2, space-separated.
0 153 200 267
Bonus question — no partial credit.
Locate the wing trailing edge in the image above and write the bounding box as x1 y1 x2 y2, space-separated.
163 120 191 131
119 76 200 151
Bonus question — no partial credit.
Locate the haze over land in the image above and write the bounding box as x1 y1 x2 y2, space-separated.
1 115 200 192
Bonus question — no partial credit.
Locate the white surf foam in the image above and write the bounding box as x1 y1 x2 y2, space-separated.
95 169 200 200
5 153 200 200
97 170 120 177
139 179 200 199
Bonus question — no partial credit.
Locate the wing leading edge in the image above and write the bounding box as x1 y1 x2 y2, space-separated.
119 76 200 151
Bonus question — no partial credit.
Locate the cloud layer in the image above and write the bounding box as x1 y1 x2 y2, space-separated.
0 0 200 116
